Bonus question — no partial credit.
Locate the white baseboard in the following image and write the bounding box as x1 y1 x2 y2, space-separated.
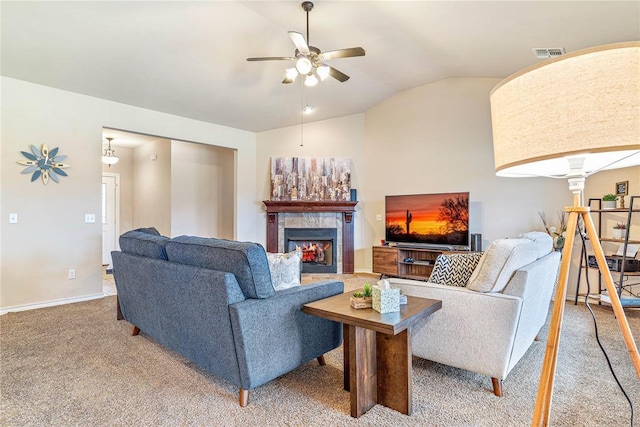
0 293 105 316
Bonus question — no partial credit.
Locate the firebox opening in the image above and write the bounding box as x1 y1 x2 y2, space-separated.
284 228 337 274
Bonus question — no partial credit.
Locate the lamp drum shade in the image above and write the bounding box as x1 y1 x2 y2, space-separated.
490 42 640 177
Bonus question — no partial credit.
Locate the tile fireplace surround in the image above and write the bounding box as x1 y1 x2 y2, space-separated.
263 201 358 274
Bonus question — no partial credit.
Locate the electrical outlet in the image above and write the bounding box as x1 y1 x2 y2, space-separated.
68 269 76 279
376 214 382 221
9 213 18 224
85 214 96 223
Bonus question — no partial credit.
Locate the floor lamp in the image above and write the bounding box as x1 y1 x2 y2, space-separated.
490 42 640 426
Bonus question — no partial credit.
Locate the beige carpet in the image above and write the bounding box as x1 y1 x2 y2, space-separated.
1 274 639 426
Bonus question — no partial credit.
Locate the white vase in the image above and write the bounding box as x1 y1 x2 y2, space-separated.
612 228 624 239
602 200 617 209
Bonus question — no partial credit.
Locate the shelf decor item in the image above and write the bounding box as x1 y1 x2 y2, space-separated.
612 222 627 240
616 181 629 208
490 41 640 425
17 144 70 185
538 211 567 251
602 193 618 209
615 181 629 197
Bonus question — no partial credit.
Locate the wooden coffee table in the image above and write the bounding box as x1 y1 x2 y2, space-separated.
302 293 442 417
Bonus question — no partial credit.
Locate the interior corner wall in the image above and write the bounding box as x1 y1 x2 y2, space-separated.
171 140 235 239
255 114 366 265
0 77 256 311
362 78 572 272
132 139 172 236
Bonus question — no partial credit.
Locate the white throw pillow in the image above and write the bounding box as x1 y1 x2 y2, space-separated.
267 250 302 291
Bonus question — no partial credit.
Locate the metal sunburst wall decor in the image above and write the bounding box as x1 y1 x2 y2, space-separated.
17 144 70 185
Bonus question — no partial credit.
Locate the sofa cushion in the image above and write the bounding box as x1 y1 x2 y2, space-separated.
132 226 161 236
166 236 275 299
428 252 484 287
267 250 302 291
119 230 169 260
467 232 552 293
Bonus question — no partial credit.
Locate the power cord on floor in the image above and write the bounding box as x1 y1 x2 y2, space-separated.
580 232 634 426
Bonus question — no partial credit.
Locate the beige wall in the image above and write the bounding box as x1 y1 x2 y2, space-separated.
133 139 172 236
1 77 256 311
171 141 235 239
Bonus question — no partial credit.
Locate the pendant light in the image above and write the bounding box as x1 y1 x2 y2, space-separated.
102 137 119 166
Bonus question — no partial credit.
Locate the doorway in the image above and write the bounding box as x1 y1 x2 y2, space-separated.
102 173 120 267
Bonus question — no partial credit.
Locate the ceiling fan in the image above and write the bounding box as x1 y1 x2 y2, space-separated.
247 1 365 86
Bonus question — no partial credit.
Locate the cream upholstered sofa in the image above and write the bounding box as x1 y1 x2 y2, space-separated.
390 232 560 396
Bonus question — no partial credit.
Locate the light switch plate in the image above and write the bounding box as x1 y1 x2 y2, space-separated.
9 213 18 224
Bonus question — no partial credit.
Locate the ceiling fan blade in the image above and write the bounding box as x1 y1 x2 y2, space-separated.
247 57 295 62
319 47 365 61
329 66 350 82
288 31 310 55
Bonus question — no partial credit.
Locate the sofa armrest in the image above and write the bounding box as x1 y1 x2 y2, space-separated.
501 251 560 370
390 278 523 379
228 280 344 390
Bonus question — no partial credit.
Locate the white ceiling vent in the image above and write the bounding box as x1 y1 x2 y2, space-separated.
532 48 566 59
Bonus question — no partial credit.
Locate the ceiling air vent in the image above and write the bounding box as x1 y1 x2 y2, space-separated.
533 48 565 59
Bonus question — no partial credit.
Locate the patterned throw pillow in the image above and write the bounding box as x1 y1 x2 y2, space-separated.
428 252 484 287
267 250 302 291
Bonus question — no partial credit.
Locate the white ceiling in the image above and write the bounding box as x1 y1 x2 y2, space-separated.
2 1 639 134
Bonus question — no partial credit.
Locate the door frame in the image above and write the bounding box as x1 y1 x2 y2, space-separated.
102 172 120 265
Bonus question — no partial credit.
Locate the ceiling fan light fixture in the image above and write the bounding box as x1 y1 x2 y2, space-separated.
316 64 330 80
304 73 318 87
295 56 312 75
285 67 298 81
247 1 364 85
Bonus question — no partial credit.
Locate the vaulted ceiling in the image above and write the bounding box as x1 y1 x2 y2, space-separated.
2 1 639 133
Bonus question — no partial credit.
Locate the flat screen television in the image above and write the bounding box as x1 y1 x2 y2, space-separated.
385 192 470 249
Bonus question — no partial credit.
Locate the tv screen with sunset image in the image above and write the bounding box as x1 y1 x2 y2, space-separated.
385 192 470 247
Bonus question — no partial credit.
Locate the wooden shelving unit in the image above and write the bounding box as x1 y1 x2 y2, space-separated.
583 196 640 308
372 246 446 281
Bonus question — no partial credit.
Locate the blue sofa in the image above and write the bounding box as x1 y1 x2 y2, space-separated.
111 228 344 406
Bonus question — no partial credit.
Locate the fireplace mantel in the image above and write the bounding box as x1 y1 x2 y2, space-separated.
263 200 357 213
263 200 358 274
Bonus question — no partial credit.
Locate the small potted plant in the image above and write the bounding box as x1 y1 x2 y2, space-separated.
363 282 372 298
612 222 627 240
350 282 373 309
602 194 618 209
